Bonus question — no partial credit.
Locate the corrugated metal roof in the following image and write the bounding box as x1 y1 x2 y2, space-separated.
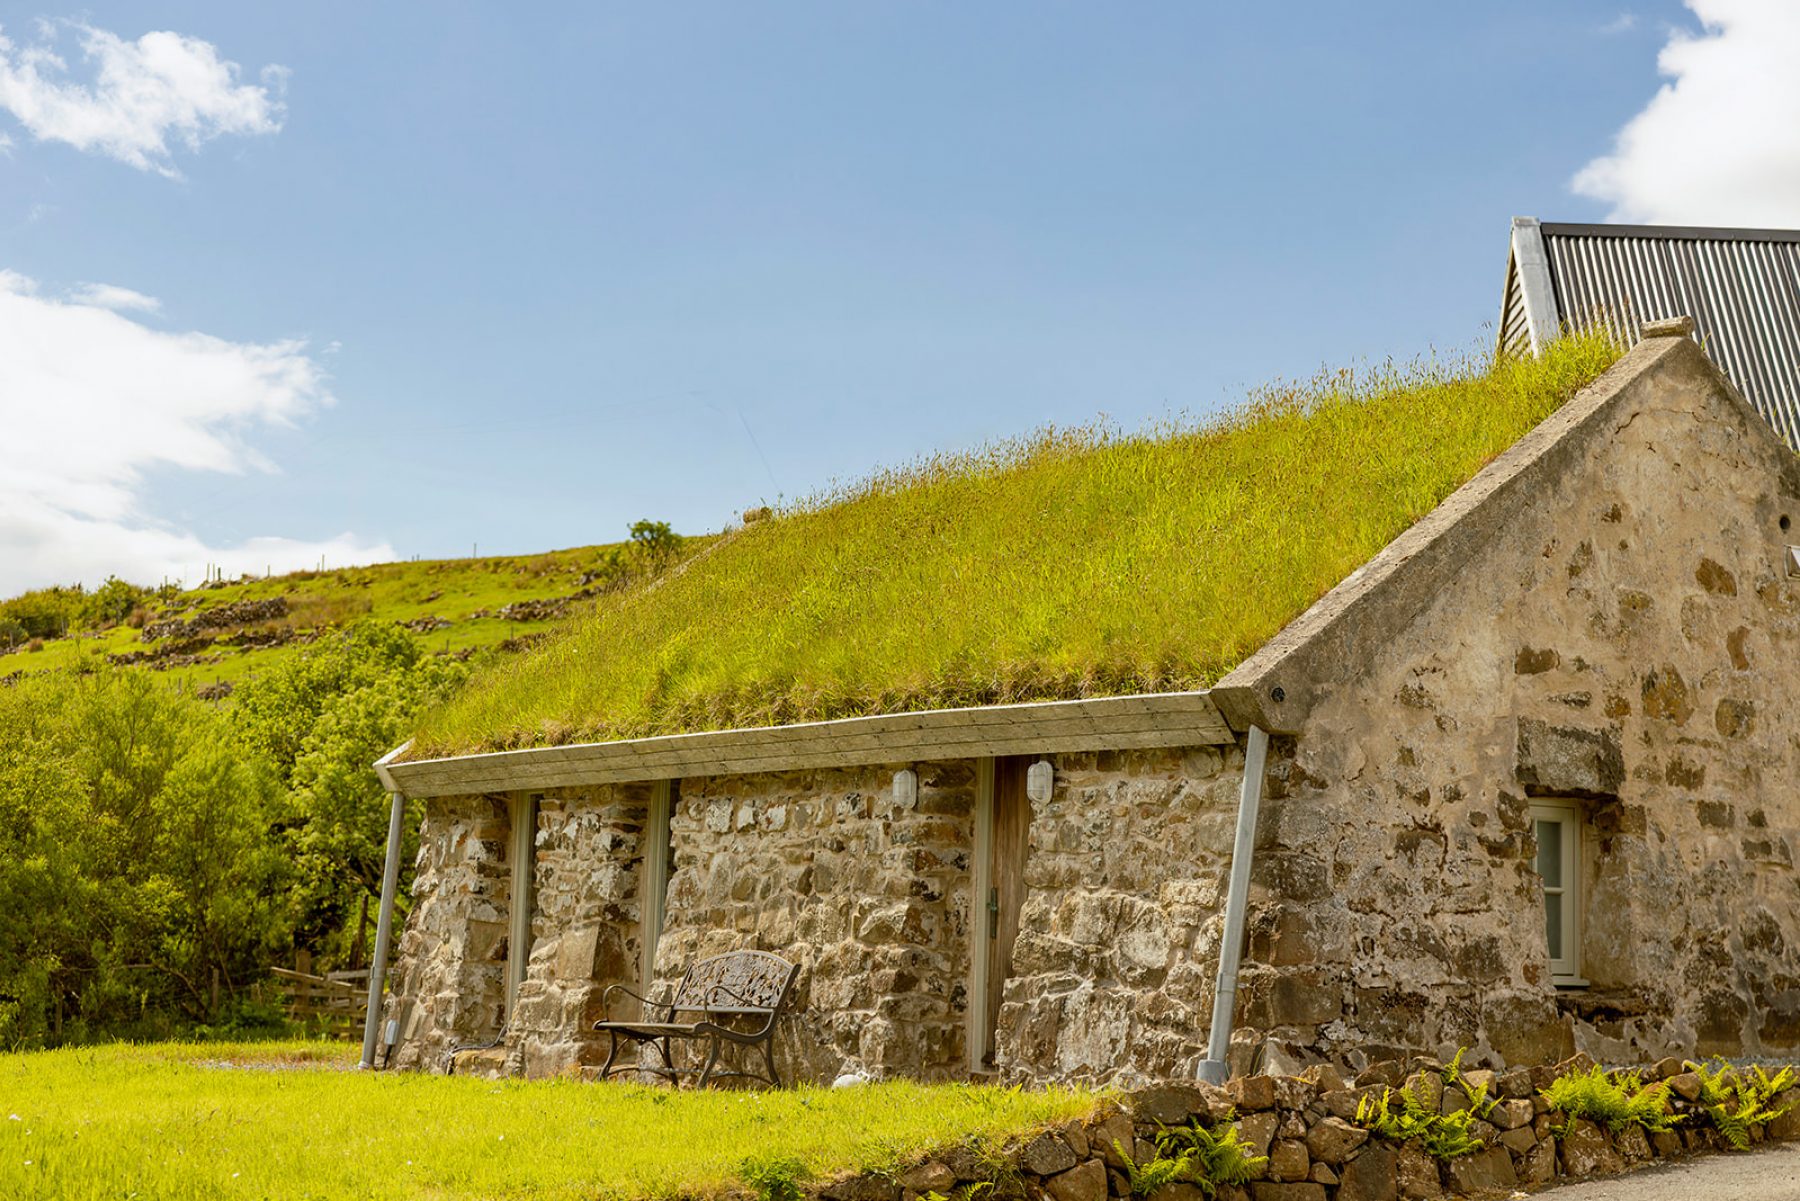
1498 217 1800 448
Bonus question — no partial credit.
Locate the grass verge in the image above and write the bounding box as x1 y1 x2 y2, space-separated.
0 1041 1094 1201
413 333 1621 755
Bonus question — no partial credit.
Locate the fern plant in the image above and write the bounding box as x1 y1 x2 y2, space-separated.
1540 1065 1682 1136
1689 1060 1796 1150
1112 1114 1268 1200
1354 1084 1484 1161
1440 1048 1497 1120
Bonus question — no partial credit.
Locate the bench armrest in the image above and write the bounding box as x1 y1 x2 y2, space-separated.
599 982 671 1024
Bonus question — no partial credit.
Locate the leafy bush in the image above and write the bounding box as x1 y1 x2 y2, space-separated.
1689 1060 1795 1150
1540 1065 1681 1135
1355 1084 1485 1161
1117 1115 1268 1199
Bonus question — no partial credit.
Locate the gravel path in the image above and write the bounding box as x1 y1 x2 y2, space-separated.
1535 1142 1800 1199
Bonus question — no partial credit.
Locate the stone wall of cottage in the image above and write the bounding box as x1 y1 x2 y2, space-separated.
507 783 651 1077
656 761 977 1084
1249 361 1800 1072
996 745 1251 1086
387 794 512 1071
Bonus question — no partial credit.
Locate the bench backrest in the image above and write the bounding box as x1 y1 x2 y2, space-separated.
672 950 798 1012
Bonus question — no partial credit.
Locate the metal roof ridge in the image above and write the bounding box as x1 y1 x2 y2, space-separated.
1540 220 1800 244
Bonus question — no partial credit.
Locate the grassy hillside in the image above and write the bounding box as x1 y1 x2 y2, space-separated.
0 540 690 697
412 333 1622 757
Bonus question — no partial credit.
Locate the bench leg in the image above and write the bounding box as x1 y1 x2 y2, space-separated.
762 1036 780 1088
601 1030 621 1079
697 1034 723 1089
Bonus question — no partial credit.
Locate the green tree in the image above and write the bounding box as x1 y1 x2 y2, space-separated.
234 623 467 966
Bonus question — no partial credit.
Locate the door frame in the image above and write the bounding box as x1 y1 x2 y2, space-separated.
966 758 996 1074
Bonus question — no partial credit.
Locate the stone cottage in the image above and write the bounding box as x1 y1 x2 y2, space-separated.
371 325 1800 1087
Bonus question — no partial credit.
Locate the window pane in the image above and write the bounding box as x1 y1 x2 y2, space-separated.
1545 892 1563 960
1536 819 1562 887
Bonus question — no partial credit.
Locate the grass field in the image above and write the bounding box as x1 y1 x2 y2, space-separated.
413 334 1622 756
0 541 669 695
0 1042 1095 1201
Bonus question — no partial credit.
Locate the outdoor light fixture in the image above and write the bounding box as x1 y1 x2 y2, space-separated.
892 768 918 808
1787 546 1800 580
1026 759 1055 804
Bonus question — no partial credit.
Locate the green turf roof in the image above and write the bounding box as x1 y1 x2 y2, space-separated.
409 333 1621 758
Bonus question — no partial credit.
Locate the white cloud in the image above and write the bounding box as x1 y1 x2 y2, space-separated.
1574 1 1800 225
0 21 284 177
1600 13 1640 35
67 282 160 312
0 272 393 594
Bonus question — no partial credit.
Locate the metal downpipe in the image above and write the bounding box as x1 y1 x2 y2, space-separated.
1196 724 1270 1084
359 790 407 1069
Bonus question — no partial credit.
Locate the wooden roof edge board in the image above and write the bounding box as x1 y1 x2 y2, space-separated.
389 724 1234 799
1213 333 1776 736
389 713 1233 791
382 691 1234 797
388 711 1233 787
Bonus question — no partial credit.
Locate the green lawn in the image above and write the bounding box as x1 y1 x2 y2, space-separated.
413 333 1621 756
0 1042 1095 1201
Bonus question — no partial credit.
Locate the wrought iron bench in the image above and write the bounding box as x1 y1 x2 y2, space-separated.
594 950 800 1087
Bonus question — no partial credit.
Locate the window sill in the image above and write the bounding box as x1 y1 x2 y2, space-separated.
1552 976 1590 990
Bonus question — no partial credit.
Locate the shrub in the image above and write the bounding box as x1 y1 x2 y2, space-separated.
1689 1060 1795 1150
1540 1065 1682 1136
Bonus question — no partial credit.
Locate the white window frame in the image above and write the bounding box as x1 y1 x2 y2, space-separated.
1530 798 1586 988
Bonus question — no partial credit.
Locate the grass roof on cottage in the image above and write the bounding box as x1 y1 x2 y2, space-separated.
409 332 1620 757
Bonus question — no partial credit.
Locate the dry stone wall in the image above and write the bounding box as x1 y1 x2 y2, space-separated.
387 794 512 1071
836 1055 1800 1201
1250 350 1800 1071
507 784 650 1077
655 761 977 1083
998 745 1250 1085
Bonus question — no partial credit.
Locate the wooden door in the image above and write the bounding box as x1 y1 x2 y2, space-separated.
983 756 1032 1065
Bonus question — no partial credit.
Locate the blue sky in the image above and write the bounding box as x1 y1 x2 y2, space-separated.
0 1 1774 591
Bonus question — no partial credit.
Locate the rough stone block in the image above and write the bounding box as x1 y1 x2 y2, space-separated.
1559 1119 1623 1177
1322 1088 1370 1121
1498 1125 1537 1155
1235 1112 1279 1158
1302 1117 1368 1165
1668 1071 1703 1102
1128 1084 1212 1126
1333 1141 1396 1201
1093 1114 1136 1169
1228 1075 1279 1112
1268 1140 1309 1182
1045 1160 1107 1201
901 1163 956 1194
1446 1146 1515 1194
1489 1099 1534 1131
1247 1184 1324 1201
1514 1138 1553 1185
1020 1133 1079 1177
1649 1129 1682 1157
1395 1144 1440 1201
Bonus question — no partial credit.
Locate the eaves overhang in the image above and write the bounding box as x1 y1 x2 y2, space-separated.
377 690 1236 799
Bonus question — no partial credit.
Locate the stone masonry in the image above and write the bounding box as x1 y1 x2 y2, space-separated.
1235 336 1800 1072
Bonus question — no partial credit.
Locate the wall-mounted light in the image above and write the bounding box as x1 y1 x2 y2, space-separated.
1026 759 1055 804
1786 546 1800 580
892 768 918 808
